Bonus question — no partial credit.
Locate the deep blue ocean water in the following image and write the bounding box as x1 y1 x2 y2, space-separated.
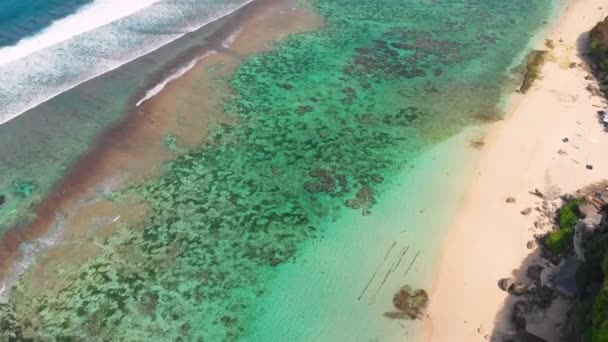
0 0 92 47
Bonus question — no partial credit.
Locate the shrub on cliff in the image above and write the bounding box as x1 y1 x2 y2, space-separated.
589 275 608 341
590 16 608 71
547 198 583 254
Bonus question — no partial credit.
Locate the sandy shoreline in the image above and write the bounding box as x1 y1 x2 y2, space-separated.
426 0 608 340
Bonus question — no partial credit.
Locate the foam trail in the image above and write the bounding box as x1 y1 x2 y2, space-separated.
222 28 243 48
136 50 217 107
0 0 254 125
0 0 163 66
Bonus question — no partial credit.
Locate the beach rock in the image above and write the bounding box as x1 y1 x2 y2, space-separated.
506 197 517 203
521 208 533 215
526 240 536 249
532 188 545 199
499 277 516 291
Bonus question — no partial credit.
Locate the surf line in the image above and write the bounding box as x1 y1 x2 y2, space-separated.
135 50 217 107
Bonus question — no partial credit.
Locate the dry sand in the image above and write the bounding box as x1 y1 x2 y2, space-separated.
426 0 608 340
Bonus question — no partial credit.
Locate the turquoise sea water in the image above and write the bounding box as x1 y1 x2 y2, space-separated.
0 0 561 340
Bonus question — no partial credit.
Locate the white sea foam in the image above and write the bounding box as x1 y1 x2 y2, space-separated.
0 0 253 125
0 0 163 66
221 28 242 48
136 50 217 107
0 212 68 304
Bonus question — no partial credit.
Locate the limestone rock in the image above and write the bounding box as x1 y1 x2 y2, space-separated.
506 197 516 203
499 277 515 291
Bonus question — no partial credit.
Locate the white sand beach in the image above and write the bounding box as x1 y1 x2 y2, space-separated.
426 0 608 340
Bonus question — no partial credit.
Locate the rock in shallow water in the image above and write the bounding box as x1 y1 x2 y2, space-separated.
384 285 429 320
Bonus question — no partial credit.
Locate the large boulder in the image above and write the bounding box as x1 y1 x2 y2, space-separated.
499 278 516 291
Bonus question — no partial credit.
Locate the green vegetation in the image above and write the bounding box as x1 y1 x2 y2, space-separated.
546 198 583 254
579 234 608 342
590 17 608 72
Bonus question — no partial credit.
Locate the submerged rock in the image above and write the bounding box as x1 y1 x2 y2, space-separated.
345 185 377 215
0 195 4 206
384 285 429 320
